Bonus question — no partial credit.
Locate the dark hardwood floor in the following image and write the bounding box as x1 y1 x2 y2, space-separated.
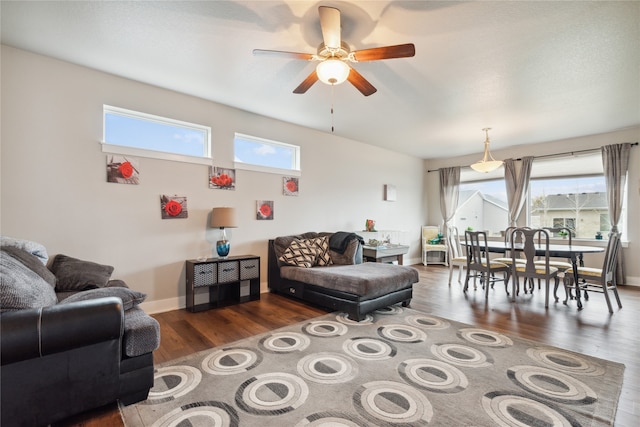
57 264 639 426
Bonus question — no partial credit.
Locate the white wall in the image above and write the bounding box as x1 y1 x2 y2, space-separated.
424 126 640 286
1 46 425 312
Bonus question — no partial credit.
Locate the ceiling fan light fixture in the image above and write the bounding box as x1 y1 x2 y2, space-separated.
470 128 503 173
316 58 350 85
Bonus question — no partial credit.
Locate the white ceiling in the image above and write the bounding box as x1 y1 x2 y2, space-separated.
2 1 639 159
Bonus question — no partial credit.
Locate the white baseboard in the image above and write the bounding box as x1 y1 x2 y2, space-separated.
140 296 184 315
624 276 640 287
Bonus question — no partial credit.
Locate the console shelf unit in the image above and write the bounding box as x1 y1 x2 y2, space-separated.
185 255 260 312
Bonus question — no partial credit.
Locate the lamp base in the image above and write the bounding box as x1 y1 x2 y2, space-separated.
216 240 230 258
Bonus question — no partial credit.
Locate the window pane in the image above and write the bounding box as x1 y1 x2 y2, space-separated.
453 180 508 236
234 133 299 172
529 176 609 239
103 106 211 161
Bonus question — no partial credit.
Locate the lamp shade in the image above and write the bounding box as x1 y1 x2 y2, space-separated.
211 207 238 228
316 58 350 85
470 159 503 173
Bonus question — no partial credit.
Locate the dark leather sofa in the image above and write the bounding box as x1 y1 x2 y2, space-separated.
0 237 159 427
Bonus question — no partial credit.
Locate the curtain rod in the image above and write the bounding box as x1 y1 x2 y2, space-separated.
427 141 638 173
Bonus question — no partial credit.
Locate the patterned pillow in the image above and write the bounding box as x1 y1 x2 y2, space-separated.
300 236 333 266
278 240 319 268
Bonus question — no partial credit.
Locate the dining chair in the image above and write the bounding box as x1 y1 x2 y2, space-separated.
564 231 622 313
494 226 528 267
509 228 559 308
538 226 574 301
464 230 510 299
446 226 466 285
422 226 448 266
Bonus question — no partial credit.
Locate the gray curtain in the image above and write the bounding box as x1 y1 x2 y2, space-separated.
504 157 533 227
439 167 460 232
602 143 631 284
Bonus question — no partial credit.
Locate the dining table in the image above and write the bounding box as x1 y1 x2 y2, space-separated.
473 240 605 310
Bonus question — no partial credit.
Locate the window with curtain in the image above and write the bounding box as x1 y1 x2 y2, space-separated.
452 152 627 240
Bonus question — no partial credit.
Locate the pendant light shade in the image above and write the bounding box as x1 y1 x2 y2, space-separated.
470 128 503 173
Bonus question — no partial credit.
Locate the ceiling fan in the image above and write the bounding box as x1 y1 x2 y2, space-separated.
253 6 416 96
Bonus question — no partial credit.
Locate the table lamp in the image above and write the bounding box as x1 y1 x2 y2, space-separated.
211 207 238 258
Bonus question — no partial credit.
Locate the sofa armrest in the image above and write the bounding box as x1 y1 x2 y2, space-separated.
0 297 124 365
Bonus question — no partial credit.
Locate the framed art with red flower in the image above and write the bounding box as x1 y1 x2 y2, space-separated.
107 155 139 184
283 177 299 196
160 195 188 219
256 200 274 220
209 166 235 190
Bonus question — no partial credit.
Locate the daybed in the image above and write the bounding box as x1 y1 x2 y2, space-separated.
268 232 419 320
0 237 160 427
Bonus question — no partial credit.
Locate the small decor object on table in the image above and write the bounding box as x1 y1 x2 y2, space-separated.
209 166 236 190
106 155 139 184
283 177 299 196
160 195 188 219
595 231 603 240
257 200 274 220
365 219 376 232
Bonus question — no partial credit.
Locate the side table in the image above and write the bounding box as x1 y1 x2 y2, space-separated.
185 255 260 312
362 244 409 265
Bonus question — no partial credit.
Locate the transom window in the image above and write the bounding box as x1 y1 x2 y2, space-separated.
102 105 211 164
234 133 300 175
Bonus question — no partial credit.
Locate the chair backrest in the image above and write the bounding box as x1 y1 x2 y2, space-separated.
465 230 488 269
602 231 622 283
543 227 573 245
503 226 529 259
422 226 439 243
447 226 463 259
510 228 553 277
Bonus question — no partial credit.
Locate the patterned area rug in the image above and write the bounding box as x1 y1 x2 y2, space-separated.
120 306 624 426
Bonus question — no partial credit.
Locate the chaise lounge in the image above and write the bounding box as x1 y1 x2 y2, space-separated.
268 232 419 320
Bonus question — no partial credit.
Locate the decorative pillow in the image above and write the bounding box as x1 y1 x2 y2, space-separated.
1 235 50 264
278 240 319 268
59 287 147 311
49 254 114 291
0 248 58 312
300 236 333 266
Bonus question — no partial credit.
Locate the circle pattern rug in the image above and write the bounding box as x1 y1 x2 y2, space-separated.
121 307 624 426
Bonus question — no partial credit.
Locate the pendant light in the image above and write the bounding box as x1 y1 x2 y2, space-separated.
470 128 503 173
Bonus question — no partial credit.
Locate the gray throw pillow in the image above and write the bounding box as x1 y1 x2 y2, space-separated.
0 248 58 312
59 287 147 311
49 254 114 291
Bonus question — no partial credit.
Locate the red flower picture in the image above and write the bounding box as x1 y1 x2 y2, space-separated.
107 155 139 184
160 195 188 219
283 177 299 196
209 166 235 190
256 200 274 220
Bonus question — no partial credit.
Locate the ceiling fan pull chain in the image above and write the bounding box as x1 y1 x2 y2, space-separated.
331 84 335 132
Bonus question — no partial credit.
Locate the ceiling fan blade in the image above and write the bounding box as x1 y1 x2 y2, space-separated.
347 67 377 96
293 70 319 94
319 6 341 50
352 43 416 62
253 49 314 61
